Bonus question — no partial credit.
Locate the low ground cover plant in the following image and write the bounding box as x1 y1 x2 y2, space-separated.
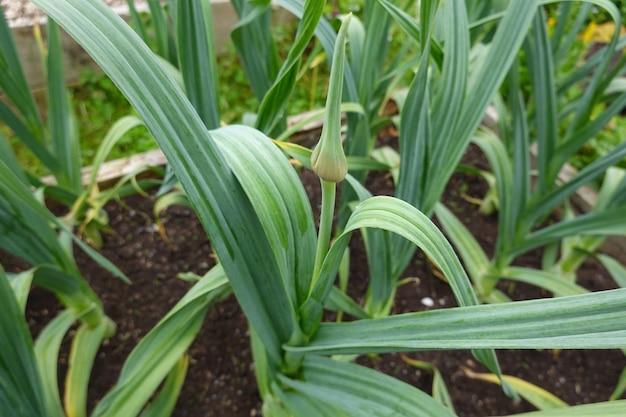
1 0 626 416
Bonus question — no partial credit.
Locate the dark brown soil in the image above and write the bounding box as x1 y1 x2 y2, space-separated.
13 143 626 417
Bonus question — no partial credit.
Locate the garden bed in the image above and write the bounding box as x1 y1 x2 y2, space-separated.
15 139 626 417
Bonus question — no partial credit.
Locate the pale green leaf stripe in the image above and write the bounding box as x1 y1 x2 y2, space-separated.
307 195 507 389
7 270 35 313
0 267 47 417
34 310 76 417
65 320 111 417
343 197 479 306
273 384 351 417
139 356 189 417
596 254 626 288
278 356 456 417
0 129 28 185
230 0 276 102
610 367 626 401
326 286 371 320
465 370 567 410
177 0 220 129
0 7 45 140
256 0 325 134
288 288 626 355
211 125 316 307
88 116 144 189
431 0 469 170
47 19 81 191
515 208 626 257
524 9 558 192
501 267 587 297
471 129 516 257
434 202 491 285
147 0 171 61
30 0 293 362
505 400 626 417
429 0 537 214
376 0 444 66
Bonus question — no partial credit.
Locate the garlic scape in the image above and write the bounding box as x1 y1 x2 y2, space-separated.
311 14 351 183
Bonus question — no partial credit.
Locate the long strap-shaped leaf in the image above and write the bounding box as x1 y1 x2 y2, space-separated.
47 18 81 191
177 0 220 129
255 0 325 135
289 287 626 355
277 356 456 417
425 0 538 215
0 159 129 287
138 356 189 417
507 400 626 417
0 267 47 417
29 0 298 363
34 309 77 417
65 319 113 417
230 0 278 104
524 9 558 195
513 207 626 257
434 202 493 295
0 7 45 141
389 0 438 275
304 196 512 393
211 126 317 310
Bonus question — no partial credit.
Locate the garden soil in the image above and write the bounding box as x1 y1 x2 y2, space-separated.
13 141 626 417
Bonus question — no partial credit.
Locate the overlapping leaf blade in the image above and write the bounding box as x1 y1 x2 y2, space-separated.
0 267 47 417
177 0 220 129
0 159 128 288
507 400 626 417
34 309 76 417
30 0 302 363
255 0 325 135
0 7 45 142
230 0 278 108
47 19 81 191
211 125 316 310
278 356 456 417
306 196 512 392
289 288 626 355
65 320 112 417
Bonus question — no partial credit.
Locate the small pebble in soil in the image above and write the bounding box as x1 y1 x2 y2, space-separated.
420 297 435 307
